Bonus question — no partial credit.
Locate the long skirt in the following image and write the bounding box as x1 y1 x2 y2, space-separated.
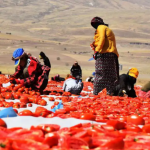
93 53 119 95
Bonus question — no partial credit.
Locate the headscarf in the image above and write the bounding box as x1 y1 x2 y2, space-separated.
91 17 108 29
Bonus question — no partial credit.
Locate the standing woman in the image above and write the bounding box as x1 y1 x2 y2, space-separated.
91 17 119 95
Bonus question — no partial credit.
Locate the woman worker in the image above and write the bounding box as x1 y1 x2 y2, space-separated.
91 17 119 95
10 48 50 92
112 68 139 98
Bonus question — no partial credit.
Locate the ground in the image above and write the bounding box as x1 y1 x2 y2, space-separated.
0 0 150 86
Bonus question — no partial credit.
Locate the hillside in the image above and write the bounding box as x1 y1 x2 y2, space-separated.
0 0 150 84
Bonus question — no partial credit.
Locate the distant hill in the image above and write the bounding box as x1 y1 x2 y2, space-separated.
0 0 150 44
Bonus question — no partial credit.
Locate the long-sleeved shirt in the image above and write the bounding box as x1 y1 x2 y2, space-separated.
93 25 119 57
11 57 50 90
63 78 83 95
112 74 136 98
70 65 82 78
39 52 51 68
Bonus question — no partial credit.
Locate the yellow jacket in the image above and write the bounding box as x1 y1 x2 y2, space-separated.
93 25 119 57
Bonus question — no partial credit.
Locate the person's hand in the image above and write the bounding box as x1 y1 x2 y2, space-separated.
8 75 12 79
90 44 95 51
93 52 99 60
10 79 17 84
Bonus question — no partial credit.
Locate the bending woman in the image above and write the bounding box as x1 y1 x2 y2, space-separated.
91 17 119 95
10 48 50 92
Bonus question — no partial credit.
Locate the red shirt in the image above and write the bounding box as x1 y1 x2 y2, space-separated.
12 57 50 90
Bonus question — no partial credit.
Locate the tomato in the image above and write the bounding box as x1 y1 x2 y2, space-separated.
39 100 47 106
37 124 60 132
20 95 29 104
13 103 20 109
49 97 55 101
4 93 13 99
118 116 127 122
8 127 23 132
12 139 49 150
107 120 126 130
59 136 89 149
125 124 142 132
55 109 66 115
35 107 51 117
80 113 96 121
54 101 59 106
13 93 20 99
101 138 124 149
142 124 150 133
20 103 27 108
18 110 33 116
0 119 7 128
127 114 145 125
13 109 18 114
28 103 32 107
44 132 59 147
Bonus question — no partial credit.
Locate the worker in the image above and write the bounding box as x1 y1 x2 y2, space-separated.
112 68 139 98
39 51 51 68
63 75 83 95
70 61 82 78
10 48 50 92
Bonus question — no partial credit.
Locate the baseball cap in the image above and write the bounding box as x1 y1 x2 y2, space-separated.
12 48 24 66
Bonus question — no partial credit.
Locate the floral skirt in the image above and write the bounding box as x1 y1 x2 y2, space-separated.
93 53 119 95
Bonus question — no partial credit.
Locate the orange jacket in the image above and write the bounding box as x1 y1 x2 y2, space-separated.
93 25 119 57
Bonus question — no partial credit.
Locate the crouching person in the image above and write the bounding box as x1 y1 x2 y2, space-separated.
111 68 139 98
10 48 50 92
63 75 83 95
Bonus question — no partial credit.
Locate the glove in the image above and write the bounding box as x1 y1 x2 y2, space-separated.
93 52 98 60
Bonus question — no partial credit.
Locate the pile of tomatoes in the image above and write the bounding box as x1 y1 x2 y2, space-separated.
1 118 150 149
1 75 150 149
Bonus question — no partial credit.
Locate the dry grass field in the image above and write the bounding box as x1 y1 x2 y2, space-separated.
0 0 150 86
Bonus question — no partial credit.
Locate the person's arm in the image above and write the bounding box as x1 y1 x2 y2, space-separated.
79 66 82 77
11 65 23 79
70 66 74 75
17 60 38 86
63 81 66 91
95 26 106 53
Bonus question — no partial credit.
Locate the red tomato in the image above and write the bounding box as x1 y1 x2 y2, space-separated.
37 124 60 133
12 139 49 150
35 107 50 116
127 114 145 125
54 101 59 106
142 124 150 133
44 132 59 147
49 97 55 101
13 93 20 99
18 110 33 116
107 120 126 130
39 100 47 106
80 113 96 121
13 103 20 109
125 124 142 132
0 119 7 128
4 92 13 99
20 103 27 108
28 103 32 107
20 95 29 104
101 138 124 149
13 109 18 114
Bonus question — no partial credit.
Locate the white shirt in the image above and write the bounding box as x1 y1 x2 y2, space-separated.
63 78 83 94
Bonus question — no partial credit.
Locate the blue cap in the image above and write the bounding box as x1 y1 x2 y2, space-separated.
92 72 95 76
12 48 24 66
